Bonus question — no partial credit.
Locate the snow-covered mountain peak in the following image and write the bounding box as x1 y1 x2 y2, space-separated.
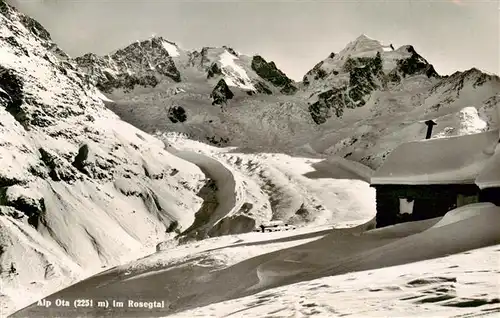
356 33 372 40
0 1 70 61
75 36 298 97
110 36 182 64
75 35 185 93
301 35 444 124
145 35 181 57
337 34 384 58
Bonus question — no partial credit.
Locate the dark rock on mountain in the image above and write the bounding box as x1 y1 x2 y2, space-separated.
428 68 499 99
254 81 273 95
308 87 346 124
199 47 214 69
210 79 234 105
206 135 230 146
157 59 181 82
0 187 45 229
389 46 439 83
0 65 28 128
38 148 80 182
306 44 442 126
167 105 187 123
305 61 328 82
18 14 51 42
1 3 69 60
96 72 159 94
251 55 297 94
280 82 298 95
72 144 89 173
207 62 222 79
222 46 238 56
309 53 385 125
347 52 384 106
1 36 27 56
1 2 48 41
302 75 310 86
75 37 181 93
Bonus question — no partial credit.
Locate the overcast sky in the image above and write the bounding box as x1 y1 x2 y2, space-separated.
8 0 500 80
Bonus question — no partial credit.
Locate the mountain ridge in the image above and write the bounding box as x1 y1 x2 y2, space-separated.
73 32 500 170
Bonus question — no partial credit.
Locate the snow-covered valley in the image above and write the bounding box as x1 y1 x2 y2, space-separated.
9 203 500 317
1 1 500 317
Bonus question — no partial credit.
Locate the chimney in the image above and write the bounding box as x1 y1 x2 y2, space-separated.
424 120 437 139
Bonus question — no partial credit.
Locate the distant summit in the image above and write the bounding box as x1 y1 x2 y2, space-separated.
75 37 296 96
73 33 500 170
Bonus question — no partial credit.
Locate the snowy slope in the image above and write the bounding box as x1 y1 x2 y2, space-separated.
0 3 209 314
172 203 500 318
10 203 500 317
173 245 500 317
163 135 375 233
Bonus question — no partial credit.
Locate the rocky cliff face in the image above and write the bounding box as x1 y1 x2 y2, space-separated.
0 3 208 313
251 55 297 94
76 41 297 98
75 37 181 93
210 79 234 106
303 36 441 125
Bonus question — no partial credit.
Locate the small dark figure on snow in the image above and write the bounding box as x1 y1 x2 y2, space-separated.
10 263 16 274
260 225 265 233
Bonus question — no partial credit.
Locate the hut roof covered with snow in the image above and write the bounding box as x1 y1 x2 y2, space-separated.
371 129 500 187
475 147 500 189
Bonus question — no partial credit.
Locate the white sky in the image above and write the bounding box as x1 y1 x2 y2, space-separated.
8 0 500 80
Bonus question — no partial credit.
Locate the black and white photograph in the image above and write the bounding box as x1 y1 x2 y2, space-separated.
1 0 499 317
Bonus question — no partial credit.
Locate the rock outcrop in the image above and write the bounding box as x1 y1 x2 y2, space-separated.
75 36 181 93
251 55 297 94
210 79 234 106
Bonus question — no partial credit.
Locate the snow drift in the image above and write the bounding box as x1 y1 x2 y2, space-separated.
371 129 499 185
10 203 500 317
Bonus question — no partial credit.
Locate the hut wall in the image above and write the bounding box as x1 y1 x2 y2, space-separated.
479 187 500 206
373 184 481 228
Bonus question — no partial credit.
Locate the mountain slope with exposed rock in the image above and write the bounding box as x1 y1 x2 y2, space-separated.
0 2 211 313
75 34 500 169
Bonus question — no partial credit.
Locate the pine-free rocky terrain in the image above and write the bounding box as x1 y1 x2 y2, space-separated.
1 2 499 317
